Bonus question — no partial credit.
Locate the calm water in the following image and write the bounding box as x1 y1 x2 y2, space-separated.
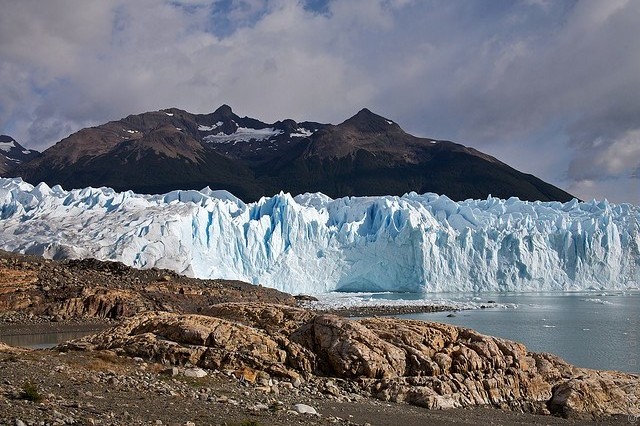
367 291 640 373
2 292 638 373
0 330 98 349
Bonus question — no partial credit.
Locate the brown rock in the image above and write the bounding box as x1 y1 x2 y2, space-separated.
59 302 640 419
292 314 407 379
548 370 640 419
0 250 296 322
233 367 258 383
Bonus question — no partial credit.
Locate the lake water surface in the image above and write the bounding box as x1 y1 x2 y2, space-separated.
2 292 638 374
0 330 99 349
365 291 640 373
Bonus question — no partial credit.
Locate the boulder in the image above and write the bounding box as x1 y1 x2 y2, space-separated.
292 403 318 415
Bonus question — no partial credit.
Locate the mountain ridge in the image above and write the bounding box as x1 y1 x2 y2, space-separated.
0 135 40 175
5 107 575 202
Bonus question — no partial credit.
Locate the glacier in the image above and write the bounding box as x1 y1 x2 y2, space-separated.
0 177 638 294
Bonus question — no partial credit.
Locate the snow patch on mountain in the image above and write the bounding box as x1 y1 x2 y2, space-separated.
203 127 283 143
291 128 314 137
198 122 223 132
0 178 638 294
0 141 17 152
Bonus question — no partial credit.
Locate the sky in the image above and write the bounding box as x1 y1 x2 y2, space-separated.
1 0 639 204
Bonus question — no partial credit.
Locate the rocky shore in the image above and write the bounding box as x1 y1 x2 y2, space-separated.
0 250 639 425
5 341 627 426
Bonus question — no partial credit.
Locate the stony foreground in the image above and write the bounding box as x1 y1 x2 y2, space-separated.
60 304 639 422
6 342 632 426
0 250 639 424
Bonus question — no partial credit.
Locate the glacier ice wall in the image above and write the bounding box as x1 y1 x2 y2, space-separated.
0 177 638 294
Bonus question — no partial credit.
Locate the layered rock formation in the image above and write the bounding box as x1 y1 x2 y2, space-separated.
0 251 295 321
63 303 640 419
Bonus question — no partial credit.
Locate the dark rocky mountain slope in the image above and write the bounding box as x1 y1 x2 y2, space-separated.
0 135 40 175
9 107 574 202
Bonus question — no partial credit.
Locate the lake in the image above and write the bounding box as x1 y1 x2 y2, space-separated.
349 291 640 374
2 291 638 374
0 330 96 349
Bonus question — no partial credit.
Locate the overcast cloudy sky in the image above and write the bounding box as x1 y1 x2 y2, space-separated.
1 0 639 204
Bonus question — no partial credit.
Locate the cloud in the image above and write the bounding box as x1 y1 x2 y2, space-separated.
569 129 640 180
568 177 640 205
0 0 639 204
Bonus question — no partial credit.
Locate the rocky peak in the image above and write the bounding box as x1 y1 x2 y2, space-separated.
273 119 300 133
306 108 414 160
0 135 40 176
212 104 236 120
340 108 403 134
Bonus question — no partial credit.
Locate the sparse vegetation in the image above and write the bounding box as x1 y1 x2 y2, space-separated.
0 354 19 363
20 381 43 402
95 350 118 363
268 403 281 413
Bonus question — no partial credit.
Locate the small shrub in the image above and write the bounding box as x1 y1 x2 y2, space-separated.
238 421 260 426
20 381 43 402
1 354 19 363
268 403 281 413
95 351 117 364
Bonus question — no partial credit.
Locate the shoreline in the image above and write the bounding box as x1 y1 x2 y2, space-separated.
311 303 457 317
1 250 638 423
0 302 463 340
1 307 638 424
0 304 458 342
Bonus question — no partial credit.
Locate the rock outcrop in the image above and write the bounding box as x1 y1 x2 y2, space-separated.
63 303 640 419
0 251 295 322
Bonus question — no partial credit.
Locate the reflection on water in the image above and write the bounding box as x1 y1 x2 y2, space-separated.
0 330 98 349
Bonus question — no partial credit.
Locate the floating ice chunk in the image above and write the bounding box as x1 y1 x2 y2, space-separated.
303 292 518 311
581 298 615 305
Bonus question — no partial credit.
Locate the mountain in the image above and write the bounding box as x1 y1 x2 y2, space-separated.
0 135 40 175
10 106 574 202
1 178 636 293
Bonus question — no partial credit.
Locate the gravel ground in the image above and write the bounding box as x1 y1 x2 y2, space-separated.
0 346 633 426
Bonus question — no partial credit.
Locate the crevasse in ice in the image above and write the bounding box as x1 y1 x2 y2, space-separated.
0 178 638 294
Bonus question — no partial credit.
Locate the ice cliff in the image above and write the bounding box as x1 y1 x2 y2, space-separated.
0 178 638 294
